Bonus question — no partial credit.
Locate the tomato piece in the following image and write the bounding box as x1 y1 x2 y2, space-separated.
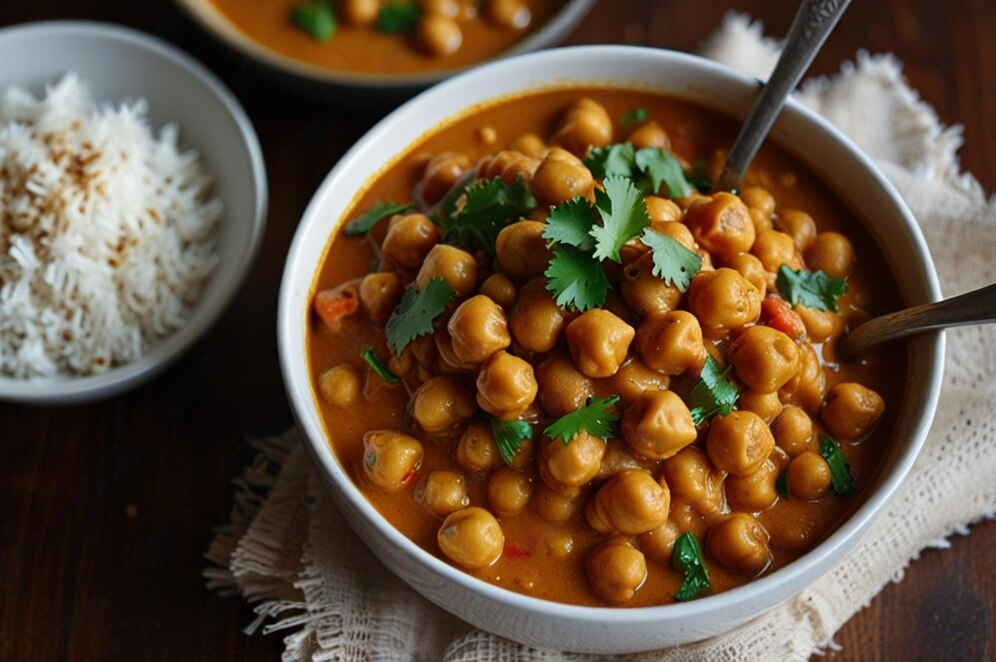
503 544 532 560
314 278 361 332
760 295 805 339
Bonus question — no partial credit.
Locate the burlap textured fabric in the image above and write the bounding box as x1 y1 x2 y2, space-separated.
205 15 996 661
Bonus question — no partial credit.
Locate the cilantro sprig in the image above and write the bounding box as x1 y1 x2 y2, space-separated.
819 434 855 496
545 247 610 312
384 277 456 355
584 142 694 199
543 395 621 445
640 228 702 291
776 265 848 313
376 0 420 32
290 0 335 42
590 176 650 262
619 107 648 125
687 355 739 426
361 346 399 384
490 416 534 466
439 177 536 254
672 532 711 601
344 201 412 236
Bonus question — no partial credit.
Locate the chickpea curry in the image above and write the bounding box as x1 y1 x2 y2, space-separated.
306 88 907 607
209 0 565 75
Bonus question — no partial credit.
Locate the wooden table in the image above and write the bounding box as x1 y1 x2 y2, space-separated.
1 1 992 659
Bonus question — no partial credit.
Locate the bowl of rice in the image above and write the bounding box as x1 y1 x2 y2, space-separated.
0 21 267 404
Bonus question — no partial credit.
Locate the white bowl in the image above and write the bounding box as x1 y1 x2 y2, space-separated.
175 0 595 104
0 21 267 405
278 46 944 653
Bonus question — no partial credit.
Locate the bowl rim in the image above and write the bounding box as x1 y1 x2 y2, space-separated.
0 20 268 405
174 0 596 90
279 44 944 624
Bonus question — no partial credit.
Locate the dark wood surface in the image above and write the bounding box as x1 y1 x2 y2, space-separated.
1 1 992 660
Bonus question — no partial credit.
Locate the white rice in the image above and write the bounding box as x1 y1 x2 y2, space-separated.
0 73 221 378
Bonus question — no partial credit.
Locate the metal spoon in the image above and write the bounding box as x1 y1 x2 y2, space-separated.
716 0 852 192
840 282 996 357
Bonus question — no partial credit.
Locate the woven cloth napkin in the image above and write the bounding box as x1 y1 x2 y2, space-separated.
205 14 996 661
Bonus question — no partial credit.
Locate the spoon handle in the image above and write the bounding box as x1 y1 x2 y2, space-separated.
716 0 852 192
841 282 996 356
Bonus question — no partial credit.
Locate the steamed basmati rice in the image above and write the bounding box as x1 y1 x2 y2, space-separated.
0 74 221 378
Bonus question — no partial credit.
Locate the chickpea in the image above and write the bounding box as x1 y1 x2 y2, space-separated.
589 470 670 535
358 272 404 325
729 325 800 394
416 470 470 518
687 268 761 338
821 382 885 440
476 350 537 419
340 0 379 25
494 220 552 279
551 98 613 156
419 151 471 205
795 304 837 344
621 252 682 317
456 420 500 474
415 14 463 56
725 252 767 297
477 149 540 186
778 343 826 414
419 0 459 17
805 231 854 278
534 481 584 523
637 519 681 563
751 229 802 273
509 132 546 159
535 355 594 418
538 430 606 492
565 309 635 378
594 439 646 481
362 430 424 493
706 411 775 477
662 446 726 516
786 451 832 500
706 513 771 574
532 150 595 205
775 209 817 252
626 120 671 150
416 244 479 300
382 213 440 271
317 364 361 407
739 186 775 219
725 458 779 512
447 295 511 365
479 272 517 308
771 406 815 457
645 195 682 224
685 192 756 260
387 349 415 379
488 467 534 518
437 507 504 569
736 389 783 423
621 390 697 460
586 539 647 604
510 290 566 353
599 356 670 407
635 310 707 375
411 375 476 432
485 0 531 29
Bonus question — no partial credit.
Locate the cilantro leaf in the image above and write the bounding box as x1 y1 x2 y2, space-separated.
584 143 636 181
543 395 621 444
687 355 739 425
290 0 336 42
344 201 412 236
776 471 789 498
543 196 597 251
776 265 848 313
590 176 650 263
376 0 420 32
819 434 855 496
440 177 536 254
672 532 711 601
490 416 534 466
635 148 694 198
689 159 712 193
640 228 702 291
620 107 648 125
545 246 610 312
361 346 399 384
385 277 456 355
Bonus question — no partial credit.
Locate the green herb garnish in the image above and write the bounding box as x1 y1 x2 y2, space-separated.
689 159 712 193
384 277 456 355
376 0 420 33
619 107 648 125
687 355 739 426
584 143 694 199
361 346 399 384
542 196 597 252
344 201 412 236
490 416 534 466
544 246 610 312
584 142 637 181
672 532 711 601
590 176 650 263
776 471 789 498
640 228 702 291
543 395 621 444
290 0 335 42
819 434 855 496
440 177 536 254
634 147 694 198
776 265 848 313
